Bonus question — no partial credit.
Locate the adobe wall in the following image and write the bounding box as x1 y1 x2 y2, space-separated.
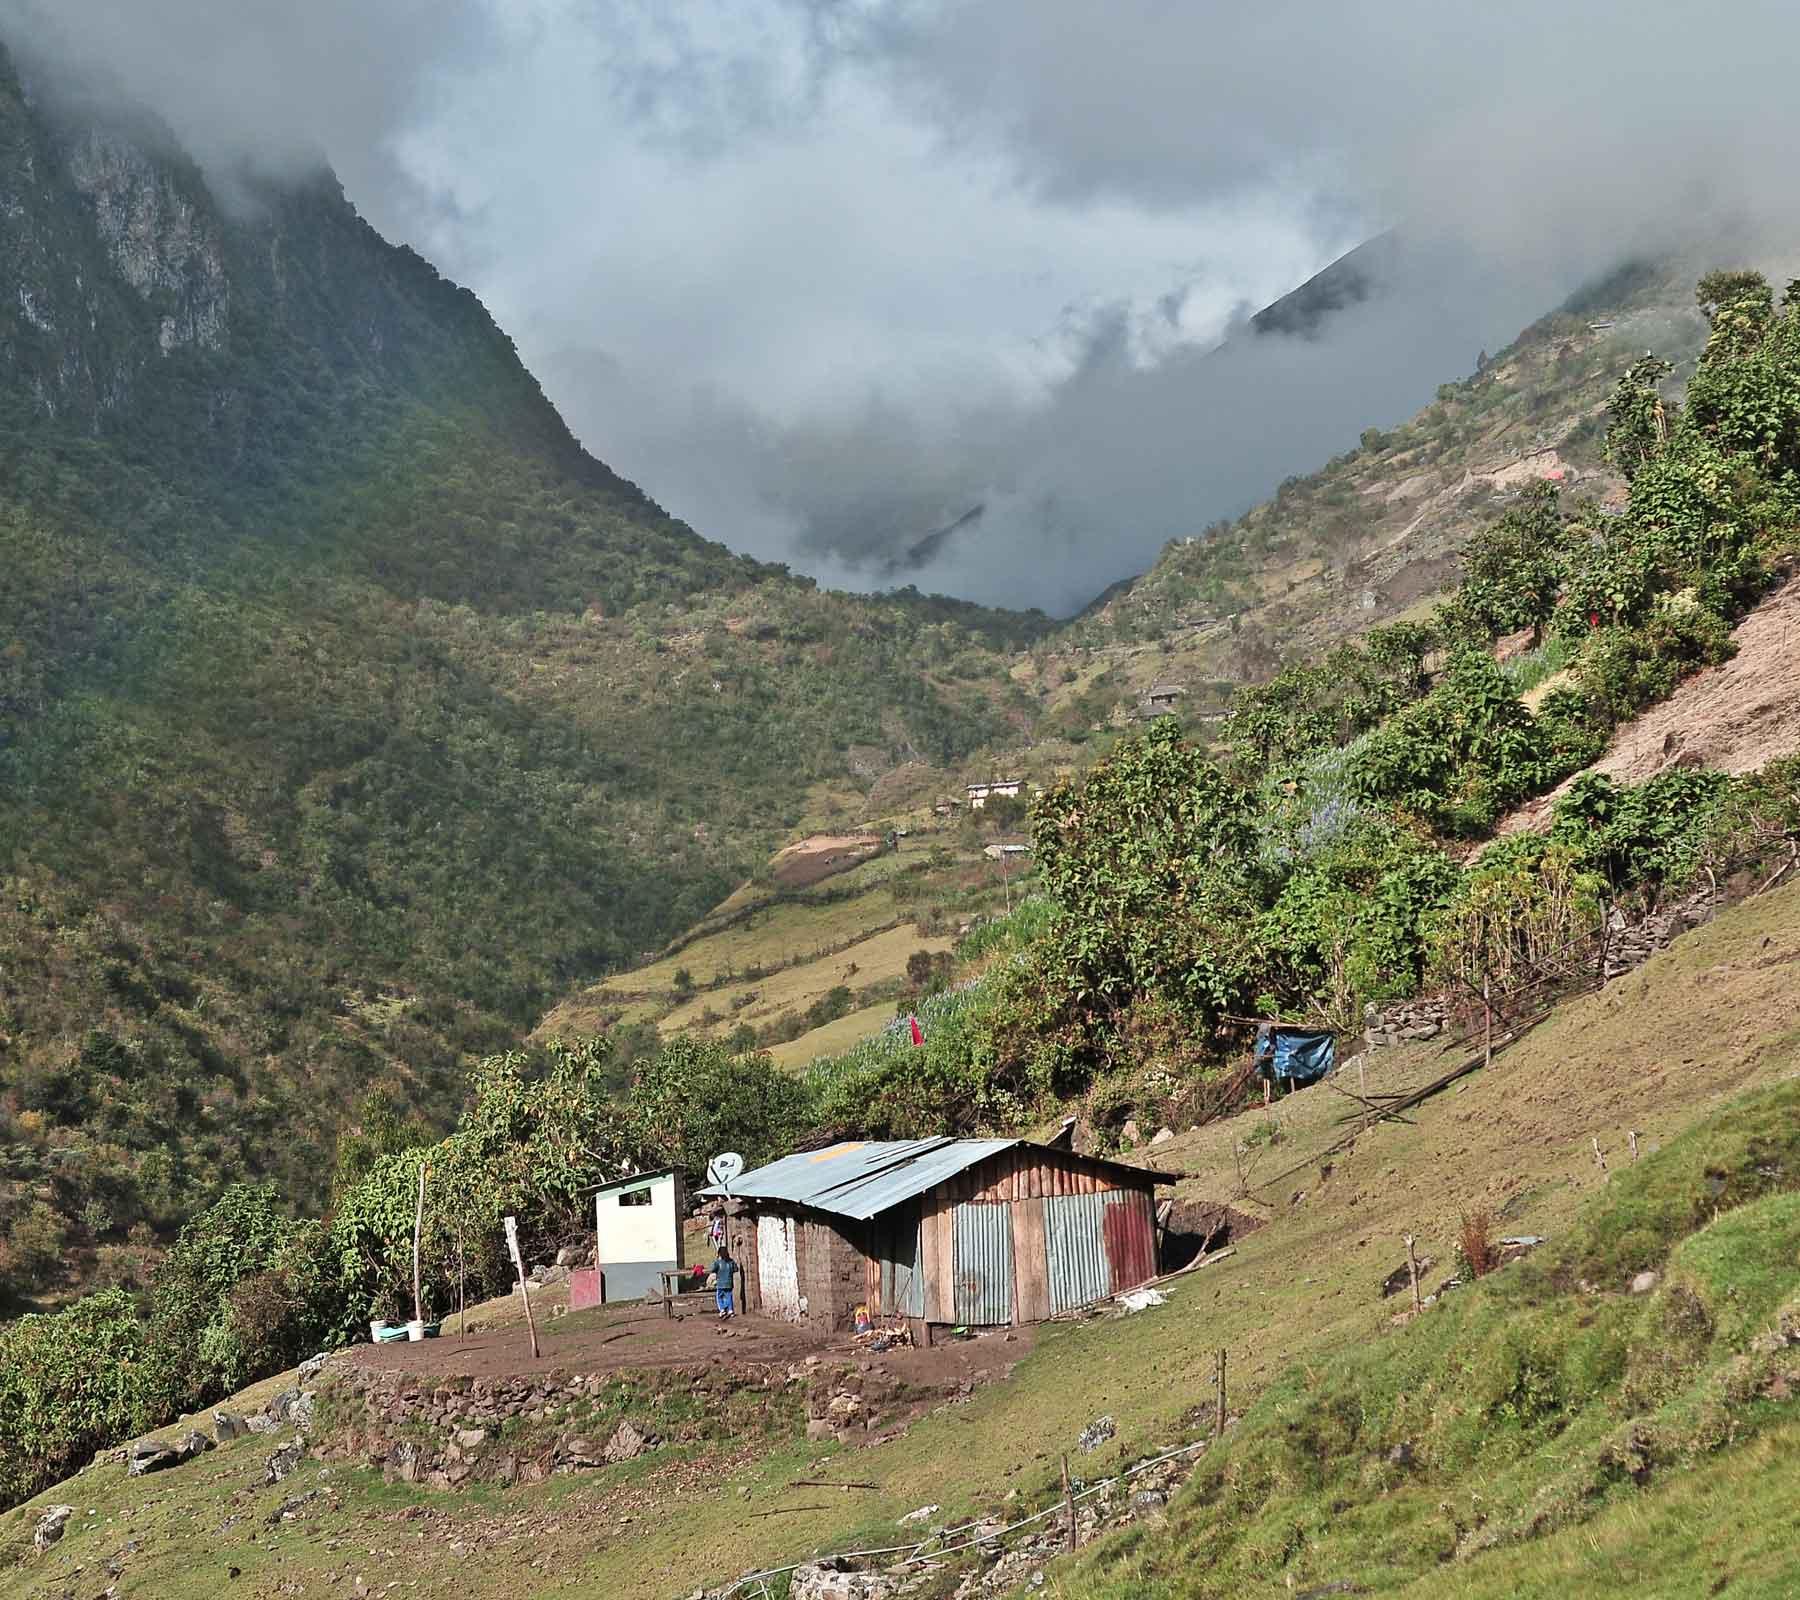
798 1214 865 1332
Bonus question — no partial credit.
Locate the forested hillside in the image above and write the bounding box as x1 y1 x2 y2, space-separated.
0 41 1047 1306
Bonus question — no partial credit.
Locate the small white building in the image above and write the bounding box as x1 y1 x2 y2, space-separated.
966 778 1025 811
594 1169 686 1301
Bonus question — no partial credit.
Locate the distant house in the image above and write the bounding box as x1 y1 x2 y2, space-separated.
701 1138 1176 1334
1137 683 1186 720
966 778 1024 810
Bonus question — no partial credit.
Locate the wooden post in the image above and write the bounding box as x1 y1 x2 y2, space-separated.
1358 1055 1367 1099
1061 1455 1077 1551
1214 1347 1227 1439
1628 1130 1639 1164
1405 1234 1423 1314
457 1230 467 1338
411 1162 427 1327
503 1215 541 1361
1482 973 1493 1073
1597 907 1610 988
1592 1137 1608 1172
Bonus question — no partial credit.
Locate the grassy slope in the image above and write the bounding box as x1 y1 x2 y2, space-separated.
8 880 1796 1597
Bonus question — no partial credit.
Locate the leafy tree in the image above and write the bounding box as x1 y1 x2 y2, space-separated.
1457 482 1569 643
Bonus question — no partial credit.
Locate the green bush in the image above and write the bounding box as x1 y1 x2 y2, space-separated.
0 1290 151 1508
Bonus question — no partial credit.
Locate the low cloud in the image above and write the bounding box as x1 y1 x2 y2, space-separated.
6 1 1797 612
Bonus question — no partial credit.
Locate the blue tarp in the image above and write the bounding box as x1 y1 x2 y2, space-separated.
1254 1025 1336 1088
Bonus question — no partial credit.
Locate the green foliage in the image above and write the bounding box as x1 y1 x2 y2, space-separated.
0 1290 150 1509
1456 482 1569 640
141 1184 332 1414
625 1037 812 1190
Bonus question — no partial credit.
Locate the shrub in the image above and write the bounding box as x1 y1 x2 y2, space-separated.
1458 1208 1498 1278
0 1290 151 1508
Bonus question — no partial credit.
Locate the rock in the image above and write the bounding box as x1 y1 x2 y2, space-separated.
1130 1489 1167 1513
127 1438 180 1477
212 1411 248 1442
289 1391 317 1432
453 1428 488 1451
296 1353 329 1384
805 1418 838 1443
898 1504 939 1525
245 1414 275 1434
1378 1256 1434 1299
790 1559 902 1600
555 1245 585 1268
559 1435 605 1468
1078 1414 1116 1452
603 1419 659 1463
1120 1120 1141 1147
1387 1441 1414 1467
1150 1127 1175 1147
1401 1022 1441 1040
265 1389 301 1426
537 1263 571 1287
265 1438 306 1485
1630 1270 1660 1295
176 1430 214 1463
34 1505 75 1551
826 1392 865 1426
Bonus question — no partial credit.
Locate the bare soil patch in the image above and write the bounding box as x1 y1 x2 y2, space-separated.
769 834 884 889
1499 570 1800 837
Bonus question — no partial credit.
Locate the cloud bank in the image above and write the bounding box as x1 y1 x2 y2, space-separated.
5 1 1796 611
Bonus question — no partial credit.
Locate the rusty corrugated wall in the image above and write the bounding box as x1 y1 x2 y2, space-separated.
1102 1190 1157 1292
1044 1191 1110 1313
952 1200 1013 1325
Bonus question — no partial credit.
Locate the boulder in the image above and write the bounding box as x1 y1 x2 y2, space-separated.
265 1438 306 1485
1150 1128 1175 1147
1130 1489 1167 1513
34 1505 75 1551
296 1352 329 1384
555 1246 585 1268
127 1438 180 1477
559 1435 605 1468
604 1419 660 1463
264 1389 301 1426
453 1428 488 1451
805 1418 838 1443
176 1430 214 1463
1630 1270 1660 1295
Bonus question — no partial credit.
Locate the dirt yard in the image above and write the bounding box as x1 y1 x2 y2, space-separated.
342 1298 1034 1395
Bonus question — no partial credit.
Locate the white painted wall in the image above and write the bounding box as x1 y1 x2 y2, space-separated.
596 1173 683 1267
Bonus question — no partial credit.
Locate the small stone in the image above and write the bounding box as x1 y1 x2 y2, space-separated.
1630 1270 1660 1295
1130 1489 1166 1513
453 1428 487 1451
1120 1120 1141 1147
1078 1415 1116 1452
1387 1441 1414 1467
1150 1128 1175 1146
265 1438 306 1485
34 1505 75 1551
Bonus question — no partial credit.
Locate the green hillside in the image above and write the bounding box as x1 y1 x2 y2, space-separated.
0 41 1048 1304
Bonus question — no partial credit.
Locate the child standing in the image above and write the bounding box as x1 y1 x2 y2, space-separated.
712 1245 739 1320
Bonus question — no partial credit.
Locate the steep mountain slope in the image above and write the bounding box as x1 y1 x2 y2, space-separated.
6 879 1798 1597
0 43 1047 1297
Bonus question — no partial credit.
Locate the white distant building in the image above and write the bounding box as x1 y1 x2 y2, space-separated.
593 1169 685 1301
966 778 1024 810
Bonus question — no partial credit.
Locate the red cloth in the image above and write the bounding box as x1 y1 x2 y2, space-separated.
909 1015 924 1046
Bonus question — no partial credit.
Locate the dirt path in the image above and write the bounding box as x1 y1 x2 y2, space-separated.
1499 570 1800 836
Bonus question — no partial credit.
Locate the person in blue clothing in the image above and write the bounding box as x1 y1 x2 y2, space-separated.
712 1244 739 1320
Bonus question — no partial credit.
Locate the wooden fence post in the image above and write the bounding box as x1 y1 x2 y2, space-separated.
503 1215 541 1361
1215 1347 1228 1439
1062 1454 1077 1551
411 1162 427 1328
1405 1234 1423 1314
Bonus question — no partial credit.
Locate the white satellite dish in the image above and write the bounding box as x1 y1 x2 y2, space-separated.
707 1152 745 1193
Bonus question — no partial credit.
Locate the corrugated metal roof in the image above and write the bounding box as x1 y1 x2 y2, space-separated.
700 1137 1018 1222
702 1138 1180 1222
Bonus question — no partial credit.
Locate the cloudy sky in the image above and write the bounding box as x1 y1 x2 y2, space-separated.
7 1 1794 612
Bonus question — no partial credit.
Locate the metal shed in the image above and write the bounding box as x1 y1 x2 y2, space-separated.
702 1138 1176 1334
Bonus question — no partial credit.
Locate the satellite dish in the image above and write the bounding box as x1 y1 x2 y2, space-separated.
707 1152 745 1193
